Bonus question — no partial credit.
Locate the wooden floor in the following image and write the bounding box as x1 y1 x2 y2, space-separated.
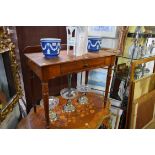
17 93 110 129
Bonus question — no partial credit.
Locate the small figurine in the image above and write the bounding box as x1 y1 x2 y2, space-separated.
118 80 125 101
149 40 155 55
135 26 142 39
128 39 139 59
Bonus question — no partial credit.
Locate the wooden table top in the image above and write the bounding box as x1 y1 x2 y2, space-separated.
25 50 116 67
17 93 111 129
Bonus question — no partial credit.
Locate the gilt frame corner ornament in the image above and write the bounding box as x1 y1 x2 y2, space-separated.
0 27 23 123
117 26 129 56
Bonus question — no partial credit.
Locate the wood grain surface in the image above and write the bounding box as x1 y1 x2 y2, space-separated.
17 93 111 129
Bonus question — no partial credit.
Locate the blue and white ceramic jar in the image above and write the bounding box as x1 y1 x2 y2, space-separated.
40 38 61 58
87 37 102 52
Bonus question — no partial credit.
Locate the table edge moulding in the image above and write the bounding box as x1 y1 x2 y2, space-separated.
23 49 116 128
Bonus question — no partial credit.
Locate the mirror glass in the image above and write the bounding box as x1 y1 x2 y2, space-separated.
88 26 118 49
0 51 16 110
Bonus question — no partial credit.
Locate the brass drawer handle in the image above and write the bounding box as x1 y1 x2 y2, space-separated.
83 64 89 67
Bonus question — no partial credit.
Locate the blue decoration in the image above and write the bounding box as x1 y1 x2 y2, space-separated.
87 37 102 52
40 38 61 58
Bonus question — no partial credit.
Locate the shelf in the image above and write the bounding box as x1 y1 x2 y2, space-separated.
117 54 155 61
127 33 155 38
17 93 110 129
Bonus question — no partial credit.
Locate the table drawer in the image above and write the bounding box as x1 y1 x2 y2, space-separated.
61 61 84 74
83 57 105 69
61 56 112 74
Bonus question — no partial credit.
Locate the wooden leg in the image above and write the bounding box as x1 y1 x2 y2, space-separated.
104 65 113 107
30 71 36 113
42 82 50 128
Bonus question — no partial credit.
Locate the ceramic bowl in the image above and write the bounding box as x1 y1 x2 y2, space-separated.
40 38 61 58
87 37 102 52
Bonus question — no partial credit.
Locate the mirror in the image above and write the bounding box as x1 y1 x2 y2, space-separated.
0 26 22 122
87 26 128 55
0 52 16 108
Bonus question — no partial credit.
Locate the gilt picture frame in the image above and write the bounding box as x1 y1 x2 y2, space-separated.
0 27 22 122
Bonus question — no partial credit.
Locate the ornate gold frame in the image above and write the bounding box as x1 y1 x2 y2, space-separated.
117 26 129 55
0 27 22 122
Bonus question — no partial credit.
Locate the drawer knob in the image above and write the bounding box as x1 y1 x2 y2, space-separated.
83 64 89 67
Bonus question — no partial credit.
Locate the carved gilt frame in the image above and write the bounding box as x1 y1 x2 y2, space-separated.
117 26 129 56
0 27 22 122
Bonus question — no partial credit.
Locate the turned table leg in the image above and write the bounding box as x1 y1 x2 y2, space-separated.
104 65 113 107
42 82 50 128
30 71 36 113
